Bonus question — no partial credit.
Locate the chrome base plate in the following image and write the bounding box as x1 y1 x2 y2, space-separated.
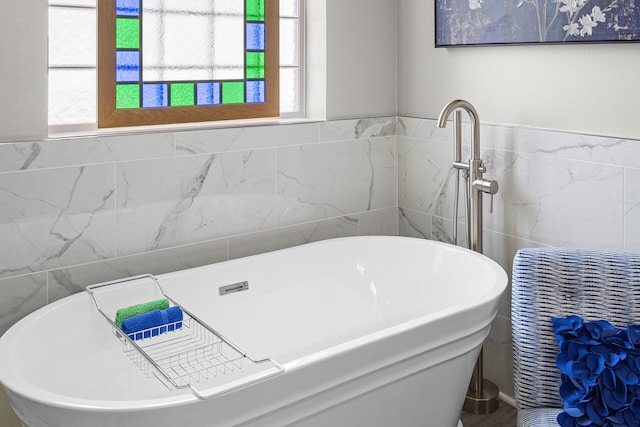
462 379 499 415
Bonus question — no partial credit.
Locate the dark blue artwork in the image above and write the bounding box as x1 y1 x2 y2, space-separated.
436 0 640 46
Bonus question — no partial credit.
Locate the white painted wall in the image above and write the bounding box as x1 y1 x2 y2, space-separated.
0 1 48 142
326 0 398 119
399 0 640 140
306 0 328 119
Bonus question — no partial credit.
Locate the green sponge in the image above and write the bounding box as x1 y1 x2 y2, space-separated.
115 298 170 328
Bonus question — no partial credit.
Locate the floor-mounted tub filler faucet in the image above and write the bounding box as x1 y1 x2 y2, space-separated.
437 100 500 415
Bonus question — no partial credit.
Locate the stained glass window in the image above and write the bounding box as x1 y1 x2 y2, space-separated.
48 0 302 129
97 0 278 127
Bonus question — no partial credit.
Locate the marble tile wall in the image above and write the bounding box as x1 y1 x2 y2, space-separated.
397 116 640 397
3 113 637 402
0 117 398 335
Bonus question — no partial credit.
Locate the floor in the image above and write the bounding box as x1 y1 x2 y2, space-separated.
460 402 518 427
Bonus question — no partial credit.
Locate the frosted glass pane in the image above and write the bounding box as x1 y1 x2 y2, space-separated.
280 0 298 17
145 0 230 14
280 67 298 113
210 16 244 79
143 0 243 81
280 18 298 67
49 69 96 125
49 7 96 67
214 0 243 14
49 0 96 6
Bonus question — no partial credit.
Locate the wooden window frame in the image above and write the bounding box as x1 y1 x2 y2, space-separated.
98 0 279 128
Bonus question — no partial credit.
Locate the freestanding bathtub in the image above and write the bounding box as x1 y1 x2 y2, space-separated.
0 236 507 427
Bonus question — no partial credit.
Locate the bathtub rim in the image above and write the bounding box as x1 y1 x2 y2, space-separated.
0 236 508 413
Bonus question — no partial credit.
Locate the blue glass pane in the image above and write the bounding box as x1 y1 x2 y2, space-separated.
196 82 221 105
246 23 265 51
116 0 140 17
116 51 140 82
246 80 265 103
142 84 168 108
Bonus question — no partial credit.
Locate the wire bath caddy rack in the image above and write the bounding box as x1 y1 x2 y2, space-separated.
87 274 283 399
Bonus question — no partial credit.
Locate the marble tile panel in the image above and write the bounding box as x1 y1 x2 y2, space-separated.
482 123 640 169
397 116 455 142
175 122 319 155
96 132 176 162
47 238 229 302
482 230 544 319
482 148 624 250
0 165 116 278
625 167 640 252
116 150 276 256
277 137 395 226
358 207 399 236
228 216 358 260
0 273 47 337
401 116 640 170
0 141 48 172
398 136 467 220
318 117 396 142
398 207 431 240
430 216 468 249
0 133 174 173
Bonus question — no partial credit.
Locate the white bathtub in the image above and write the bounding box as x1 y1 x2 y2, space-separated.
0 236 507 427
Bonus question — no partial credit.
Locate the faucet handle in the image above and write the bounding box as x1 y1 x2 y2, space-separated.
473 178 499 196
473 178 499 214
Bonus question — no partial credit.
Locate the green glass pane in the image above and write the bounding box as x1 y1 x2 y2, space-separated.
246 52 265 79
246 0 265 21
170 83 195 107
222 82 245 104
116 84 140 109
116 18 140 49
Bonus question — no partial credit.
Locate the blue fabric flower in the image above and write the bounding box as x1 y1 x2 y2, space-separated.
552 316 640 427
628 325 640 346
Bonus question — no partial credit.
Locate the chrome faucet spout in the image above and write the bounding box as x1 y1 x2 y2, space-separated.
437 99 478 128
437 99 481 160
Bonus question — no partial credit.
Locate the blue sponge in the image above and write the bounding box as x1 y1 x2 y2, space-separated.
121 306 183 340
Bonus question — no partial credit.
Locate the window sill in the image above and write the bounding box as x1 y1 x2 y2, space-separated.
48 115 325 140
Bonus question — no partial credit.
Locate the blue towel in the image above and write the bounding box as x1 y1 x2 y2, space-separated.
121 306 183 340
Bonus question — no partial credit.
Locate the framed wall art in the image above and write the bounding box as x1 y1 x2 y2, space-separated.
436 1 640 47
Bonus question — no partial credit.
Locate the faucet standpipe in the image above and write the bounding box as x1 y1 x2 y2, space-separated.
437 99 500 415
